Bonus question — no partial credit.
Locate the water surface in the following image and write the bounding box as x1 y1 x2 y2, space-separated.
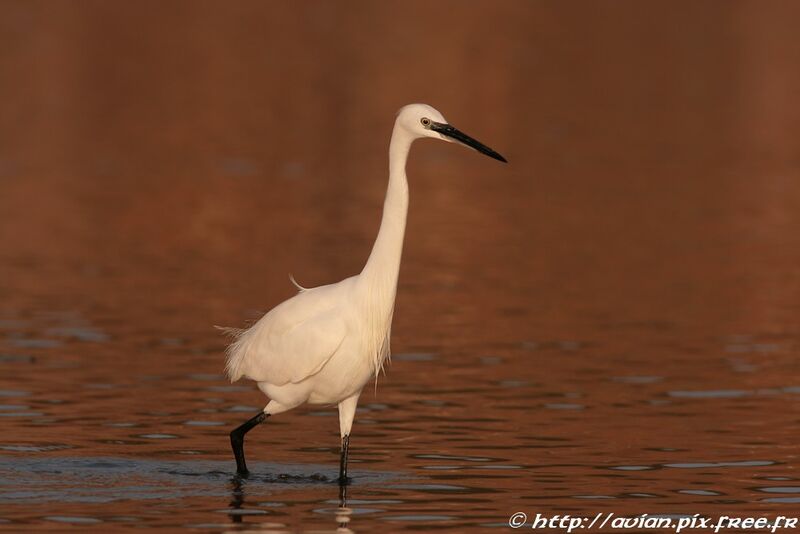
1 1 799 531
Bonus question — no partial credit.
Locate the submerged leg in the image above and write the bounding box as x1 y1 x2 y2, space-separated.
339 434 350 484
230 411 268 476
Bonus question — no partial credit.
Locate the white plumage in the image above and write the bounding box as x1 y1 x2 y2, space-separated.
222 103 506 479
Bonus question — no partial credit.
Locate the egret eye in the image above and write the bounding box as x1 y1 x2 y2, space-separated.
421 117 431 127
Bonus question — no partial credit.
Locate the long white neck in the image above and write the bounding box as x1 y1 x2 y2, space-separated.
360 123 412 289
358 122 413 376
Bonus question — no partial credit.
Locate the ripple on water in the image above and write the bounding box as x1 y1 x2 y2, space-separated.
46 326 109 342
381 514 456 522
0 457 404 503
473 464 524 470
205 386 251 393
187 373 222 381
0 390 29 397
390 484 472 493
668 386 800 398
497 380 529 388
415 399 457 407
215 508 268 515
313 506 383 516
608 465 657 471
225 405 259 412
545 403 585 410
8 338 61 349
663 460 776 469
755 486 800 493
185 523 263 530
0 444 73 452
324 499 403 505
392 353 437 362
669 389 750 399
0 354 35 363
412 454 496 462
612 376 663 384
725 342 780 354
182 421 224 427
43 516 102 524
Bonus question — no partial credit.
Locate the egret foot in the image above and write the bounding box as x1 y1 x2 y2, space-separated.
230 411 268 475
338 434 350 485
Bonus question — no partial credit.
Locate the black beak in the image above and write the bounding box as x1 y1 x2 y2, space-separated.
430 122 507 163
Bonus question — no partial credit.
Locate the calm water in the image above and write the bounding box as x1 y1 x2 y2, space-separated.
1 2 799 532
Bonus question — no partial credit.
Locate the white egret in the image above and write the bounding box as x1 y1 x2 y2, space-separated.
221 103 506 482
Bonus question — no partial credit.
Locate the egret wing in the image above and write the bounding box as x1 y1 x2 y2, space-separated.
226 305 347 385
267 308 347 384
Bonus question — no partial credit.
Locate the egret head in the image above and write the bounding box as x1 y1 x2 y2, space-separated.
396 103 507 163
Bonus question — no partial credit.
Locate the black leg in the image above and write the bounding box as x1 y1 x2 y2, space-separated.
338 434 350 485
230 411 268 476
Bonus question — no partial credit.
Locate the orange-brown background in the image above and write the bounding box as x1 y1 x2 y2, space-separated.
0 1 798 531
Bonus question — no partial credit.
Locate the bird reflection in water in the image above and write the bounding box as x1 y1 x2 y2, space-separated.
228 475 354 532
228 476 246 524
337 483 353 531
